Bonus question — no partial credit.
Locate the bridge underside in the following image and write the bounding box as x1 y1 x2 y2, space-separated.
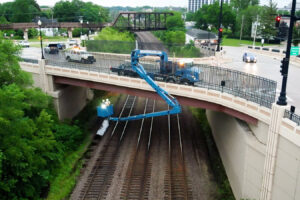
54 76 258 125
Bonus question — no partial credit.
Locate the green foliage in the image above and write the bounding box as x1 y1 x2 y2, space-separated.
86 40 135 54
260 2 278 41
28 28 38 38
0 16 9 24
0 84 62 199
164 31 185 45
53 123 84 152
194 2 236 31
236 5 263 38
231 0 259 10
87 27 135 53
153 12 186 46
95 27 135 41
53 0 109 22
168 41 202 58
166 12 185 31
0 35 32 87
72 28 89 38
11 0 41 22
0 32 85 200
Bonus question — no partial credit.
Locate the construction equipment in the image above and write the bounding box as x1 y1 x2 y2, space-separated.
96 50 182 135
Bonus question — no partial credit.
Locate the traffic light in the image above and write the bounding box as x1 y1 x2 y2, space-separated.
275 16 281 28
219 28 223 32
280 58 287 75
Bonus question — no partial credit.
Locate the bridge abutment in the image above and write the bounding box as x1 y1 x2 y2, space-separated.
23 28 28 41
68 28 73 39
51 85 91 120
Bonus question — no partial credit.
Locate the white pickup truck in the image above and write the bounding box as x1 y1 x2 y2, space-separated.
65 49 96 64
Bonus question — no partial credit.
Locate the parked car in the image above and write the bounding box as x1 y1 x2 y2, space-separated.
65 49 96 64
243 52 257 63
17 40 30 48
44 43 59 54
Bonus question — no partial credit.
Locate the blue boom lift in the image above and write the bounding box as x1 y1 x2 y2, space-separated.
96 50 182 134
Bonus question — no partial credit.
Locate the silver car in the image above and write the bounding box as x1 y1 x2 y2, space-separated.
243 52 257 63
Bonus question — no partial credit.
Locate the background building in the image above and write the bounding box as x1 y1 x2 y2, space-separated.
188 0 230 13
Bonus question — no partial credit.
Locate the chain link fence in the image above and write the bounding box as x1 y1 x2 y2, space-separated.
86 40 206 58
21 52 277 109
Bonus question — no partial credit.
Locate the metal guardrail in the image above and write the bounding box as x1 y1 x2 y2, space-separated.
284 110 300 126
21 53 277 109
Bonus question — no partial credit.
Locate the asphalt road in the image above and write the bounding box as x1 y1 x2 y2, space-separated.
223 46 300 112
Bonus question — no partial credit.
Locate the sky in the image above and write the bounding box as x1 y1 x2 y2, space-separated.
0 0 289 8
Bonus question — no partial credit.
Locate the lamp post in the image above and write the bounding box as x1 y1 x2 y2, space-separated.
87 21 90 40
216 0 223 52
80 18 83 46
277 0 297 106
208 25 211 55
38 19 45 59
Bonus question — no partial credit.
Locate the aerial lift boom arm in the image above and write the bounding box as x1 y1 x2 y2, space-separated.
97 49 181 122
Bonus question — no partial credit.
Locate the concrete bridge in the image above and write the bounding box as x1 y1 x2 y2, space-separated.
20 56 300 200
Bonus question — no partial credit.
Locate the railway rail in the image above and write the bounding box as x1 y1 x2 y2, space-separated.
164 107 192 200
77 97 194 200
120 99 155 200
79 95 136 200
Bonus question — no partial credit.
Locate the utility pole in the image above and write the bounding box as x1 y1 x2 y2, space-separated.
253 15 259 48
217 0 223 52
239 15 244 44
277 0 297 106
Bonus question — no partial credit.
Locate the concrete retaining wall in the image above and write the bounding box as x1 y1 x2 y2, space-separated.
206 110 266 199
207 109 300 200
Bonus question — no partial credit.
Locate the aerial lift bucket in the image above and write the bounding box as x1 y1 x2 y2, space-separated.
96 99 114 136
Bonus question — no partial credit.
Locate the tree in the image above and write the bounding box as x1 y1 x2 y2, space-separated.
194 2 236 32
166 12 185 31
260 1 278 41
0 36 32 86
53 0 109 22
11 0 41 22
231 0 259 10
0 33 84 199
236 5 263 38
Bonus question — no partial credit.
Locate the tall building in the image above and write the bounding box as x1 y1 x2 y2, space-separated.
188 0 230 13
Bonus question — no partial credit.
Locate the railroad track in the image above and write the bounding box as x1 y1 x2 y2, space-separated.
164 110 192 200
120 99 155 200
79 95 137 200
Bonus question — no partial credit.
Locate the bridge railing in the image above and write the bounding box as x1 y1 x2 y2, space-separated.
284 110 300 126
21 53 277 109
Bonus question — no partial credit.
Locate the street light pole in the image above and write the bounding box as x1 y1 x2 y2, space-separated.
87 21 90 40
277 0 297 105
38 19 44 59
80 18 83 47
217 0 223 52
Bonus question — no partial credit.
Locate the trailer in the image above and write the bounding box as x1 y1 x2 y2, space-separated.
110 58 200 85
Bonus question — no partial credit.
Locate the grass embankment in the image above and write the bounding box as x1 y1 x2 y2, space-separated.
190 108 235 200
46 91 121 200
222 37 274 47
